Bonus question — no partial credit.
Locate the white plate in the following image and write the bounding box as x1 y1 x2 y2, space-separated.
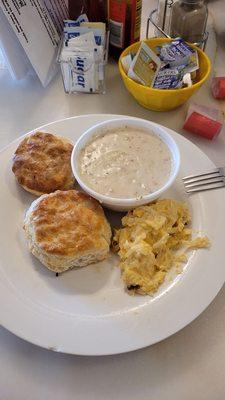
0 114 224 356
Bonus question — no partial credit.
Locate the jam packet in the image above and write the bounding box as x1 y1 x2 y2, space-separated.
153 67 183 89
184 50 199 74
159 38 198 70
124 39 199 90
128 42 161 86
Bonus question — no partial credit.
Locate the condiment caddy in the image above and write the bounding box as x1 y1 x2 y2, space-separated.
58 14 109 94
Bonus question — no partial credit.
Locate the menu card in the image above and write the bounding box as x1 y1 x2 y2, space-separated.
0 0 68 86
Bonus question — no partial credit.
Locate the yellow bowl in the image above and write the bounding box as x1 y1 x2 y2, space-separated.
118 38 211 111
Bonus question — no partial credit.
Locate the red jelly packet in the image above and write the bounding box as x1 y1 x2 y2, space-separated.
183 112 222 140
211 77 225 99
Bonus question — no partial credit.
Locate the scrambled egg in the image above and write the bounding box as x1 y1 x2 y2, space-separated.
112 199 210 295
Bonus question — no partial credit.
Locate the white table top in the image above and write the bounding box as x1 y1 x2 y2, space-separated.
0 2 225 398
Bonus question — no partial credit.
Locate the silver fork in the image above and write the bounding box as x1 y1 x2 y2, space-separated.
183 167 225 194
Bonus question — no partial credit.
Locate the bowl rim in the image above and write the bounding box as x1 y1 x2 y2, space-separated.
118 38 211 94
71 117 181 206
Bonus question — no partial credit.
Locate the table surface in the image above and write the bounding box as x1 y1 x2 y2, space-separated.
0 1 225 399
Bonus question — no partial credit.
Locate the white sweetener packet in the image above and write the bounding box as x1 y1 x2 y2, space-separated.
66 32 96 47
64 26 105 46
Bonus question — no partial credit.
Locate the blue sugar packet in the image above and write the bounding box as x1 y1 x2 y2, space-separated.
153 67 183 89
64 14 88 27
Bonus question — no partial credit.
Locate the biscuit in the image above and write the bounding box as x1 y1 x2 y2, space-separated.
12 131 75 195
24 190 112 273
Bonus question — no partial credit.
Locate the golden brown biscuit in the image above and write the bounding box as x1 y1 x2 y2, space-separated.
24 190 112 273
12 131 75 195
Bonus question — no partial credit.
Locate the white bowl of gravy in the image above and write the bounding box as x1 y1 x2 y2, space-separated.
71 118 180 211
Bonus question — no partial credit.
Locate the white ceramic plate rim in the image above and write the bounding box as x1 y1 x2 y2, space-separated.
0 114 224 356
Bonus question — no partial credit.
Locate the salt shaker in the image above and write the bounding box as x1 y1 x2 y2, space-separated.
169 0 208 44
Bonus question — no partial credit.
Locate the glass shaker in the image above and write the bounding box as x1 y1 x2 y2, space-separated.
169 0 208 44
156 0 178 35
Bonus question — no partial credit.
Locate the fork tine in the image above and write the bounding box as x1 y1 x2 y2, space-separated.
182 168 220 181
183 174 223 185
184 177 224 188
185 182 225 194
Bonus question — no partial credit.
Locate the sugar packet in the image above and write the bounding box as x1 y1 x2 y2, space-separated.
64 14 89 27
60 50 98 93
60 21 106 94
